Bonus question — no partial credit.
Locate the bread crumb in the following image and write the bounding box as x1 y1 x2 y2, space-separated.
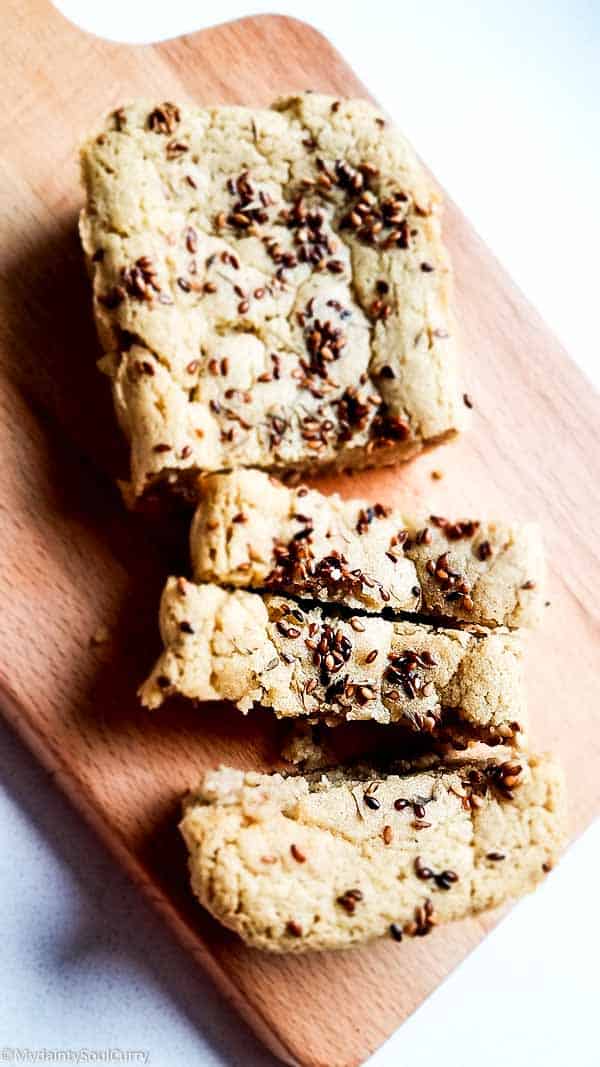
90 624 110 646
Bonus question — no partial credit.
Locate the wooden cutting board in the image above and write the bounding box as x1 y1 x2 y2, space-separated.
1 2 599 1064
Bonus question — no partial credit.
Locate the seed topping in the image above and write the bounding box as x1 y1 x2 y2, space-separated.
386 649 437 702
337 888 363 914
147 102 180 134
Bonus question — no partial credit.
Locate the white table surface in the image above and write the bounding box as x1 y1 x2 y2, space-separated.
2 2 598 1065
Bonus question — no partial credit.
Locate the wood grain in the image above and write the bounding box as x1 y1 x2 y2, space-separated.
1 2 599 1065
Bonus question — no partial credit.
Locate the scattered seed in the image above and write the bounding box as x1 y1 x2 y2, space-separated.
389 923 403 942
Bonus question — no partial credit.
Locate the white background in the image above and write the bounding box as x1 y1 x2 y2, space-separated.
1 2 598 1065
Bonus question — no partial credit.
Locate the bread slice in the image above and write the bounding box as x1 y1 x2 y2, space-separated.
191 470 545 628
180 754 566 952
140 580 526 747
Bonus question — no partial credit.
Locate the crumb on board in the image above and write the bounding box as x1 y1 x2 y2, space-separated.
90 624 110 647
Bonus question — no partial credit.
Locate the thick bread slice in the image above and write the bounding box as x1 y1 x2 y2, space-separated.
191 469 545 627
180 754 566 952
140 580 526 746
